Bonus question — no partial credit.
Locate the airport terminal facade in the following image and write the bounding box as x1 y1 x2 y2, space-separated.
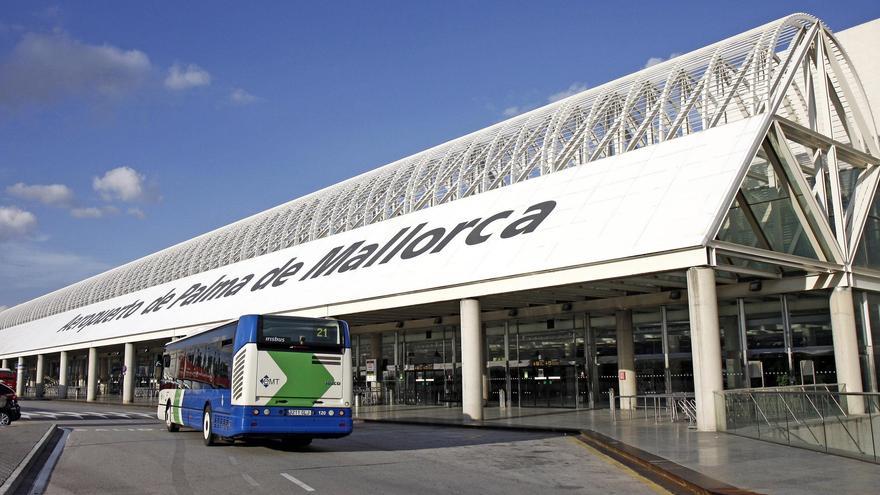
2 14 879 431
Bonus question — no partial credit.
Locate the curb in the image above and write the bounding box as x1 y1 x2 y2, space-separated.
575 430 762 495
0 424 59 495
356 417 581 435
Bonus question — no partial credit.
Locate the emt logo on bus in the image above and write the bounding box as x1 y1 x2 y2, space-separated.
260 375 280 388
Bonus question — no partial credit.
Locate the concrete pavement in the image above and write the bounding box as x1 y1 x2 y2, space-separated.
355 404 880 495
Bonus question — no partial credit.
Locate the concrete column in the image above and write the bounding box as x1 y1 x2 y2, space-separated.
58 351 69 399
687 267 724 432
16 357 24 396
1 359 8 369
829 287 865 414
87 347 98 402
35 354 45 398
461 298 483 421
123 343 135 404
616 310 636 409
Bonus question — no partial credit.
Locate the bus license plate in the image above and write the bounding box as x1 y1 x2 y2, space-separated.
287 409 313 416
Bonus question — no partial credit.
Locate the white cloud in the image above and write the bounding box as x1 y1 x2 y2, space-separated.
70 205 118 219
126 207 145 219
502 106 523 117
0 206 37 241
6 182 74 206
164 63 211 90
0 32 151 107
547 82 588 103
644 52 682 69
229 88 258 105
93 166 147 202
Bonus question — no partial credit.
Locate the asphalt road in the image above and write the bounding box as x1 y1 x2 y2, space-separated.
18 400 665 495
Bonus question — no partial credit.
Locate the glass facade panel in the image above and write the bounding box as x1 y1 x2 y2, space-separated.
744 296 787 386
855 183 880 269
717 152 818 259
633 309 664 395
719 299 745 389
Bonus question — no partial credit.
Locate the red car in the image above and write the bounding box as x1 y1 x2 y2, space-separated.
0 368 15 392
0 383 21 425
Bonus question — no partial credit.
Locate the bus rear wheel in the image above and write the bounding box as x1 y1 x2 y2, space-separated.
203 405 216 446
165 403 179 432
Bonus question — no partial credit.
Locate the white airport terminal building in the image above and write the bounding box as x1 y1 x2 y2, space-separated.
1 13 879 434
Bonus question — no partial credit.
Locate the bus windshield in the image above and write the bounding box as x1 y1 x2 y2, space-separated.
258 316 341 349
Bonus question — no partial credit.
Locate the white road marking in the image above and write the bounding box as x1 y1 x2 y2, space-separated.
228 456 239 466
281 473 315 492
241 473 260 487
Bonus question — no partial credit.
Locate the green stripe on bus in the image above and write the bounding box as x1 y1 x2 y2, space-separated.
265 352 334 407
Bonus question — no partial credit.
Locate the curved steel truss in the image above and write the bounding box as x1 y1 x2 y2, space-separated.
1 13 876 330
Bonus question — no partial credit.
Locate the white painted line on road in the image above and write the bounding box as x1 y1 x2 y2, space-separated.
59 412 84 419
228 455 239 466
241 473 260 487
281 473 315 492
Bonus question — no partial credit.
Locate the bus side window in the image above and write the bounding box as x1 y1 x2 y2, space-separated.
215 341 233 388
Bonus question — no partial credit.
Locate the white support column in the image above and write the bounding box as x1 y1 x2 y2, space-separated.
59 351 69 399
16 357 24 396
123 343 135 404
87 347 98 402
616 310 636 409
1 359 7 369
461 298 483 421
687 267 724 432
830 287 865 414
35 354 45 398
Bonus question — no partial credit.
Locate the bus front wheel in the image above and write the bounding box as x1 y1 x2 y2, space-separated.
165 403 179 432
203 405 216 446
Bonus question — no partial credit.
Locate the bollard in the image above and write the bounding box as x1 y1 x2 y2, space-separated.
499 389 506 409
355 394 360 411
609 388 616 419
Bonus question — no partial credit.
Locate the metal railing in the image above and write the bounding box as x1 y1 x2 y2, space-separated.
610 391 697 426
717 385 880 463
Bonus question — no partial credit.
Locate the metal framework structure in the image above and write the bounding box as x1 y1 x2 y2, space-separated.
1 13 877 330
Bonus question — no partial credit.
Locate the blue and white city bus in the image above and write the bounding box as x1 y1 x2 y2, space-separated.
157 314 353 446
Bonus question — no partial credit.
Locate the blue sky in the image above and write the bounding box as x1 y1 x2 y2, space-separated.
0 1 878 309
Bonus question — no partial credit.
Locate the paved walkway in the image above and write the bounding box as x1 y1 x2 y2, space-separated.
355 404 880 495
0 422 53 490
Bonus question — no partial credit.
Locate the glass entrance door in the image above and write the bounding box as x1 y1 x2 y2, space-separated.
517 360 578 407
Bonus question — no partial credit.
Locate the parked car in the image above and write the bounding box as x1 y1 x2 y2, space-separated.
0 383 21 425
